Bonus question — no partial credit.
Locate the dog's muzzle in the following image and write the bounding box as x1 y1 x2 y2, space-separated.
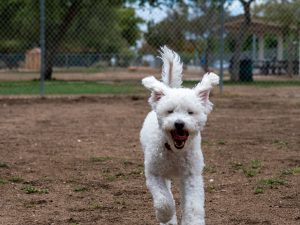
171 127 189 149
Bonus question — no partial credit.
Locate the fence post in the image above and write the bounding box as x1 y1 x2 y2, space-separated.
39 0 45 96
219 0 225 93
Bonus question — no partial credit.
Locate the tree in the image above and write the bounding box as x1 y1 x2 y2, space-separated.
187 0 227 72
143 0 229 71
0 0 144 79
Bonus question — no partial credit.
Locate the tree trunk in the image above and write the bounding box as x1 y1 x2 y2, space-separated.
230 0 254 81
44 0 82 80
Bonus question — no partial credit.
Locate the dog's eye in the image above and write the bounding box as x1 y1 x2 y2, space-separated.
188 111 194 115
167 110 174 114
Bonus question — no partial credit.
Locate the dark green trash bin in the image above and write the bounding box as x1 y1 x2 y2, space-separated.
239 58 253 82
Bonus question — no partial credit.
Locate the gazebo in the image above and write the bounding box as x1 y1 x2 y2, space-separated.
224 15 299 75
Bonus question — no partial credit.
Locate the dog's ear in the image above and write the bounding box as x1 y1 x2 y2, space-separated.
142 76 168 107
194 73 219 114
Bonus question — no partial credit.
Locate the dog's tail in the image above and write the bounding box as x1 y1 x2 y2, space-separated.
159 46 183 88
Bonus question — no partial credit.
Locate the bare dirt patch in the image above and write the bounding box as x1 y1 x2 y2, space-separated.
0 87 299 225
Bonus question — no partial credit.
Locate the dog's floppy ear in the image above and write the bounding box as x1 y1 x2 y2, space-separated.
194 73 219 114
142 76 169 108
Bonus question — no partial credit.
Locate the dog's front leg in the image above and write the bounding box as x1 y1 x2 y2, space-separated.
180 175 205 225
146 175 177 225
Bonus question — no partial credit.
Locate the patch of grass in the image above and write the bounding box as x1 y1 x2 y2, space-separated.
0 80 144 95
0 177 7 184
9 176 24 183
231 162 243 170
281 166 300 176
183 80 300 87
204 165 217 174
123 160 134 166
106 173 127 182
74 186 88 192
254 187 264 194
217 140 226 145
22 185 49 194
255 178 286 194
251 160 261 169
202 140 211 146
0 162 9 168
91 203 104 210
259 178 286 187
207 184 216 193
292 167 300 174
231 160 261 177
243 168 258 177
273 140 289 149
243 160 261 177
90 156 112 163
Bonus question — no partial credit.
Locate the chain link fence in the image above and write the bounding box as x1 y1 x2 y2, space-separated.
0 0 299 95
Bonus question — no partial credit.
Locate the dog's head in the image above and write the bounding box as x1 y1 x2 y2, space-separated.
142 73 219 150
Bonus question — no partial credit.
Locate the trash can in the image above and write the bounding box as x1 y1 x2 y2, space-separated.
239 58 253 82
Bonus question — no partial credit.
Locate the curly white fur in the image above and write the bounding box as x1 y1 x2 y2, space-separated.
140 46 219 225
159 45 183 88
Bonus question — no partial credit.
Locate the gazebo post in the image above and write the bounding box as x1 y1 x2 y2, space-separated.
258 34 265 61
277 33 284 60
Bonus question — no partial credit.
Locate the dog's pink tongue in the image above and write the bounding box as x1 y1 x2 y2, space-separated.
174 130 188 141
174 134 188 141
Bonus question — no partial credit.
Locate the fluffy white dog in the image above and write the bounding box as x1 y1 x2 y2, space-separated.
140 46 219 225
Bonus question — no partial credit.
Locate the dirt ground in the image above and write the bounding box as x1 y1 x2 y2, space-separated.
0 86 299 225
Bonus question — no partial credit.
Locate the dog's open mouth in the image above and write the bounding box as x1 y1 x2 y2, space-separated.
171 130 189 149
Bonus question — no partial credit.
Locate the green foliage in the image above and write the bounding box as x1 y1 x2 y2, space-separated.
22 185 49 194
231 159 261 178
281 167 300 176
253 0 300 33
143 0 228 54
0 80 144 95
255 178 286 194
0 0 143 53
9 176 24 183
0 177 6 184
91 156 112 162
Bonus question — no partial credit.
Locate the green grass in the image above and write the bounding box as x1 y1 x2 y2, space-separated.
22 185 49 194
281 166 300 176
9 176 24 183
255 178 286 194
0 80 143 95
273 140 289 149
1 79 300 95
90 156 112 162
0 177 6 184
232 160 262 177
183 79 300 87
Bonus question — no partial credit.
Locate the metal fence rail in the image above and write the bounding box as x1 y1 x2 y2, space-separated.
0 0 299 95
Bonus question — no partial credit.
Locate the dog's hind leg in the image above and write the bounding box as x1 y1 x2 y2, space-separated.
146 175 177 224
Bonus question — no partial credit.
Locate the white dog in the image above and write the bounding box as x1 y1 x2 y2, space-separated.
140 46 219 225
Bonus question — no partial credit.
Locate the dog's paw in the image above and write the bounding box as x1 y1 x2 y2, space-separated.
154 198 176 223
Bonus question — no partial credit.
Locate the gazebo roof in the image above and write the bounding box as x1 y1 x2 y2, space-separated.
224 15 294 35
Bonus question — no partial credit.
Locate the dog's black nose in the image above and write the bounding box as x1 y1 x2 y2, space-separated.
175 120 185 130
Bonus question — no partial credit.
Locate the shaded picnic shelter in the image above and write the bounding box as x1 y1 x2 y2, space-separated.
224 16 299 75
